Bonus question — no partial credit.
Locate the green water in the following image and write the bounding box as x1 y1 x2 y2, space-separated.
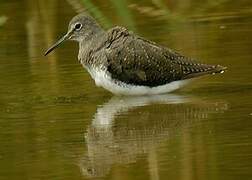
0 0 252 179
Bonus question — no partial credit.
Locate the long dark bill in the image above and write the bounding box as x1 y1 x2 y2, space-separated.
44 30 73 56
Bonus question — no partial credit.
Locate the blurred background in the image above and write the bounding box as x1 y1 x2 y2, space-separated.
0 0 252 180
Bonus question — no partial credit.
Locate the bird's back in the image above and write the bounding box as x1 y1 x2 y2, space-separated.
103 26 226 87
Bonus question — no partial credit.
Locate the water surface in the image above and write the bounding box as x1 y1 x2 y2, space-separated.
0 0 252 179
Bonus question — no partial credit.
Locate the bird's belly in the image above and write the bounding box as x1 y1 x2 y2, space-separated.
87 67 188 95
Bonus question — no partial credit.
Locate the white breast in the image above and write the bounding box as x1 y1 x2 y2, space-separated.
86 67 188 95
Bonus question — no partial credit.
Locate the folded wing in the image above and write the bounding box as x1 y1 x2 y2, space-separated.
104 27 226 87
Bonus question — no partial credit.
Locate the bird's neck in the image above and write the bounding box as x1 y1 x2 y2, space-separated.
78 30 106 67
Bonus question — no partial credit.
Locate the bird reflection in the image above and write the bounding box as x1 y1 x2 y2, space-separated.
79 94 227 178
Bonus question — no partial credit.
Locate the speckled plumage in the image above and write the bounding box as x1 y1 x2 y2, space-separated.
45 13 226 95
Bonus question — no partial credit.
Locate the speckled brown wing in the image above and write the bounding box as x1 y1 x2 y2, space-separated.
105 27 226 87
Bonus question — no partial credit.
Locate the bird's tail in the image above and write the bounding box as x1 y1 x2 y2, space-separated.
183 65 227 79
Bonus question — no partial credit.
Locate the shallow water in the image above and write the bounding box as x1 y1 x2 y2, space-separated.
0 0 252 179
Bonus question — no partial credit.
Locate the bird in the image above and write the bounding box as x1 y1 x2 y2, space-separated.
45 13 226 95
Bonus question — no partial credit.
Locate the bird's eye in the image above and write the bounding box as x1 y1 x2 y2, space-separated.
74 23 82 31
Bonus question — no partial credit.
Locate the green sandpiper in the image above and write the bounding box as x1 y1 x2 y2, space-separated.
45 13 226 95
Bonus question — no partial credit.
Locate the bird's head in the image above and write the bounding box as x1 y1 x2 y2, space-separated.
45 13 102 56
